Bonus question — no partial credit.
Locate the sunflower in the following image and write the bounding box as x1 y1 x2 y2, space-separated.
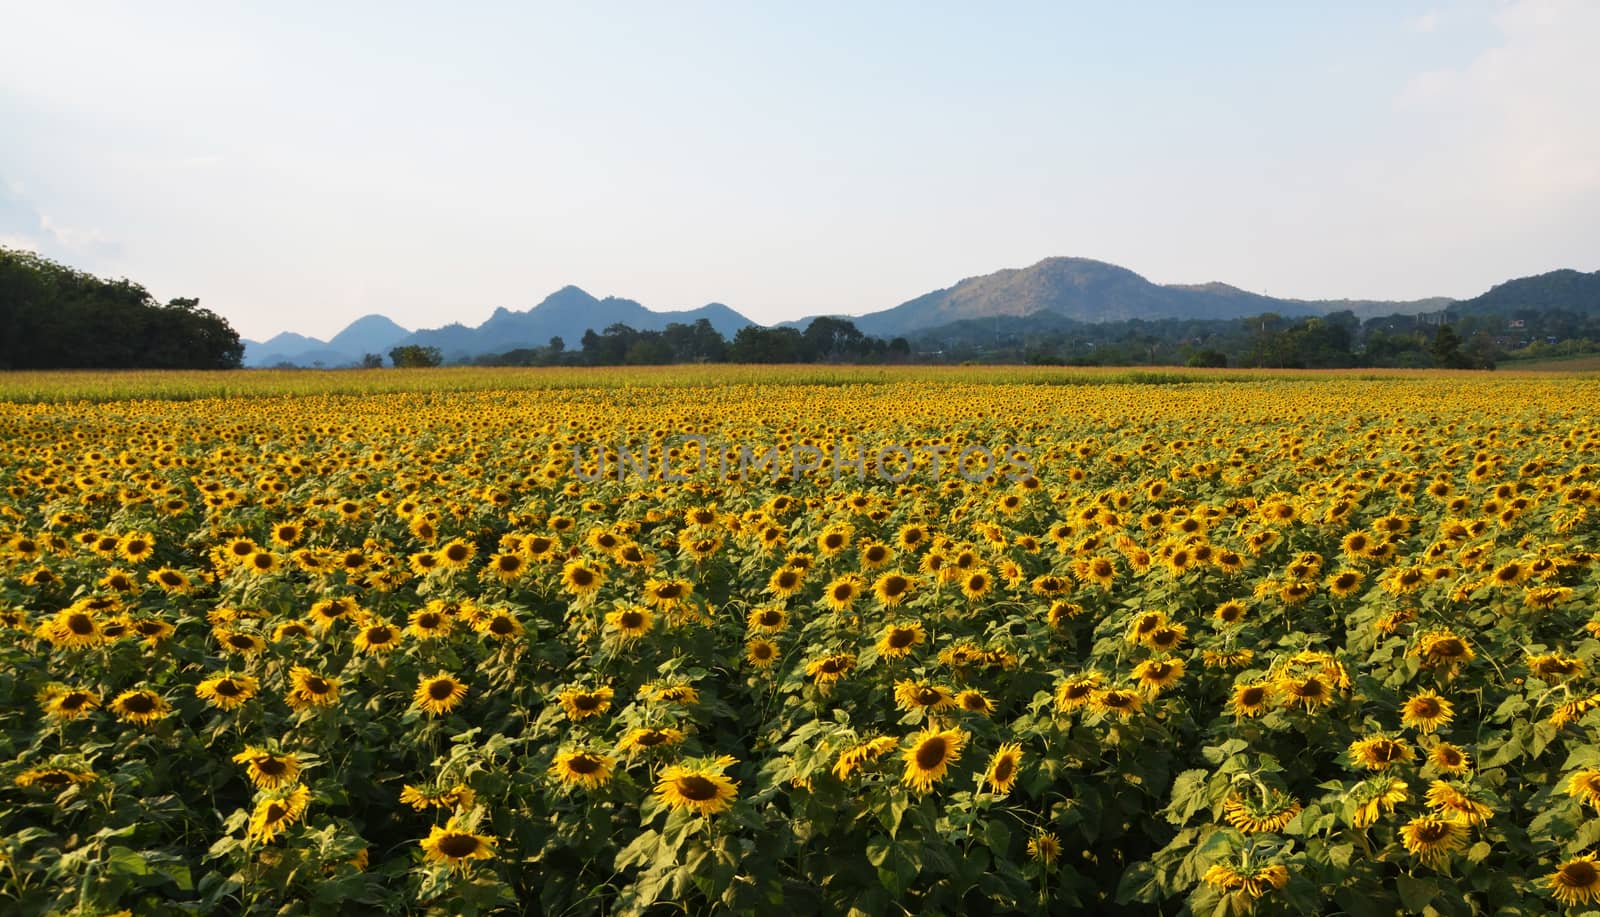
15 767 97 789
651 683 700 705
1568 769 1600 811
196 674 260 711
1424 780 1493 826
902 727 967 793
1213 600 1247 625
766 566 805 598
859 542 893 570
1326 569 1364 597
1351 777 1409 828
273 620 313 641
485 552 526 582
472 608 524 641
420 819 497 871
117 533 156 564
893 679 956 712
42 687 100 721
1411 629 1474 674
639 579 693 614
805 652 857 686
1553 693 1600 729
414 672 468 716
605 604 654 641
616 726 686 755
400 783 476 811
1132 657 1185 696
1027 830 1061 865
1055 672 1103 713
747 607 788 634
561 559 606 598
216 629 267 655
557 686 613 721
147 567 192 593
871 571 916 607
822 574 864 612
955 689 995 716
308 597 360 630
1223 789 1302 834
437 538 476 570
1549 855 1600 907
1399 814 1466 866
354 621 403 654
1278 674 1334 712
958 568 993 601
247 783 311 844
1349 735 1414 771
876 622 925 658
983 742 1023 795
1201 863 1290 900
109 689 170 726
550 750 616 790
655 761 739 816
285 667 341 710
39 608 106 649
1125 611 1168 645
1528 653 1585 681
407 607 454 640
1090 688 1143 719
1428 742 1471 776
745 637 779 668
1230 682 1273 718
829 736 898 780
1400 689 1454 735
233 746 303 789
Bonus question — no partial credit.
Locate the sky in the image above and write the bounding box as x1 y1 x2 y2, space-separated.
2 1 1597 342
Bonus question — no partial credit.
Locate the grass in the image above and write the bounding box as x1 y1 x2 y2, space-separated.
0 363 1591 404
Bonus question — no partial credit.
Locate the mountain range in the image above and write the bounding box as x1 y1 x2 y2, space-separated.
242 257 1595 367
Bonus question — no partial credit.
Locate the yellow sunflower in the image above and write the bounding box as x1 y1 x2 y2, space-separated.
1549 855 1600 908
550 750 616 790
871 571 917 607
876 622 926 658
655 760 739 816
1131 657 1185 696
246 783 311 844
983 742 1023 796
42 687 100 721
902 727 967 793
805 652 857 687
616 726 686 755
413 672 468 716
831 736 900 780
1351 777 1408 828
745 637 780 668
1399 689 1454 734
1348 735 1414 771
233 746 302 789
285 667 341 711
557 686 613 721
1399 814 1466 866
420 819 497 871
605 604 655 641
196 674 260 711
109 689 170 726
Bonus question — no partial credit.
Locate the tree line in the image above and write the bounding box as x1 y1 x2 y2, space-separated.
471 317 913 367
0 247 243 369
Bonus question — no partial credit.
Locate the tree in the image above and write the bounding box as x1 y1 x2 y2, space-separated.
389 345 442 367
360 353 384 369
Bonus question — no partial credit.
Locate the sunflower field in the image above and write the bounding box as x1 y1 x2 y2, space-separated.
1 368 1598 916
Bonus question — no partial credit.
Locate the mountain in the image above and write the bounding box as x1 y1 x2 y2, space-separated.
834 258 1446 338
1452 268 1600 317
387 286 757 362
327 314 411 355
243 318 413 368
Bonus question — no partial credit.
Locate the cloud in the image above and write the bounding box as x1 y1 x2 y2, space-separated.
0 179 120 261
1409 10 1441 32
1392 0 1600 201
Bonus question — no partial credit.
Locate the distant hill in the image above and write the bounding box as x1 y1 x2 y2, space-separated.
239 258 1593 366
1451 268 1600 317
390 286 756 363
831 257 1447 337
243 290 756 366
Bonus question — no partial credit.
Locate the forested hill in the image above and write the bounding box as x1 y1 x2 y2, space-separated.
0 247 242 369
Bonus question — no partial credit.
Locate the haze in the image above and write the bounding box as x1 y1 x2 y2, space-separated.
2 1 1596 341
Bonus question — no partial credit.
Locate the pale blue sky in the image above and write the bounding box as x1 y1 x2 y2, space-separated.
2 1 1596 340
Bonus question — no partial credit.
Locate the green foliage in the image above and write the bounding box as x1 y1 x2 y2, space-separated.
0 247 243 369
388 345 443 368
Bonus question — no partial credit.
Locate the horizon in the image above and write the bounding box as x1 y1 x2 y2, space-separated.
4 2 1598 341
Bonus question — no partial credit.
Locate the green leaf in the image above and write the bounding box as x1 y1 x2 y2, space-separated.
1396 876 1439 912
